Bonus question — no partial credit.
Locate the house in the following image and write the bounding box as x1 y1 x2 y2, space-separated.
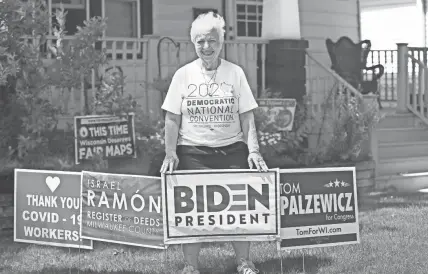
41 0 408 190
41 0 361 115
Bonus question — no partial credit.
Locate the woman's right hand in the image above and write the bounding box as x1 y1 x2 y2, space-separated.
160 151 180 174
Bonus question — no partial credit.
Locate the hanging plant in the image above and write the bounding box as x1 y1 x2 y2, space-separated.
152 37 180 97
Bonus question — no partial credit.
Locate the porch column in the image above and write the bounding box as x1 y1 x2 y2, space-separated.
397 43 409 113
261 0 308 100
261 0 300 39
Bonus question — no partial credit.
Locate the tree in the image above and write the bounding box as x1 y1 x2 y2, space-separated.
0 0 109 166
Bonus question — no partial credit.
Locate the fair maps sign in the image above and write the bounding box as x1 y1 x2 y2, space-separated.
74 114 136 164
279 167 360 249
14 169 93 249
162 170 280 245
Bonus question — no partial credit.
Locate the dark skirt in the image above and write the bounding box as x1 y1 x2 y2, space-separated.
176 141 250 170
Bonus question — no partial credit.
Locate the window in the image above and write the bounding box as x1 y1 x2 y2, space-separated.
52 0 85 9
104 0 140 38
49 0 142 38
50 0 87 35
236 0 263 37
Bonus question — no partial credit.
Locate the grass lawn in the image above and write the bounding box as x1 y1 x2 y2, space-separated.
1 192 428 274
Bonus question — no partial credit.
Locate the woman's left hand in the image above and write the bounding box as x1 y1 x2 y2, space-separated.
248 152 268 172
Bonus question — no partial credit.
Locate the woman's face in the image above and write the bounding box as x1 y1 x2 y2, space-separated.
194 28 222 66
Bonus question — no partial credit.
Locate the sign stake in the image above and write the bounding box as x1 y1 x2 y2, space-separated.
302 250 305 273
69 248 72 274
278 248 284 274
163 246 168 271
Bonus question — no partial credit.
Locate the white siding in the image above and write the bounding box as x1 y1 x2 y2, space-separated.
299 0 360 88
299 0 359 55
152 0 223 37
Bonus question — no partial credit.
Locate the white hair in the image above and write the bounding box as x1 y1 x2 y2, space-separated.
190 11 225 43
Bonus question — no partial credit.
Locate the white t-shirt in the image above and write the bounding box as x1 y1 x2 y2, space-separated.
161 58 258 147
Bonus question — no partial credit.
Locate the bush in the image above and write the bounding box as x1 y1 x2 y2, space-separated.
0 1 109 174
254 86 381 168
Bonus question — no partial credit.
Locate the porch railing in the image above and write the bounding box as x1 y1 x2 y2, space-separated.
367 46 428 110
306 51 362 146
305 51 363 110
156 37 268 96
366 49 397 102
20 35 267 121
406 52 428 123
305 51 378 161
385 44 428 125
22 35 149 60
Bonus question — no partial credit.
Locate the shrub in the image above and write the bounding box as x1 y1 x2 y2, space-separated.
0 1 108 172
254 86 381 168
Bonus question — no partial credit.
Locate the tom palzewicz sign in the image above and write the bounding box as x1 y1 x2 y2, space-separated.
279 167 360 249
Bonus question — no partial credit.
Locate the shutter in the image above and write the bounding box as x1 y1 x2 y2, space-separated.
140 0 153 36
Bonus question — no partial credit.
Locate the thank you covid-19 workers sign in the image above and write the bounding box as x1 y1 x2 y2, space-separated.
74 114 137 164
162 170 280 245
14 169 93 249
279 167 360 249
80 171 165 249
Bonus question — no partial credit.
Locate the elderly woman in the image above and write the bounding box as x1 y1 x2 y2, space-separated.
160 12 267 274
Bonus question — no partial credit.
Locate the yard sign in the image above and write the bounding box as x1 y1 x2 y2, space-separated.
162 169 281 245
80 171 165 249
255 98 297 131
14 169 93 249
279 167 360 249
74 114 137 164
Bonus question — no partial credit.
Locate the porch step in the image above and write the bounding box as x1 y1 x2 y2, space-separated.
378 141 428 159
377 127 428 143
375 173 428 193
376 155 428 177
378 112 424 129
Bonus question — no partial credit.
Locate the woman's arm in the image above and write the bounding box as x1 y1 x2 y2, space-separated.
240 110 259 154
160 111 181 173
240 110 268 172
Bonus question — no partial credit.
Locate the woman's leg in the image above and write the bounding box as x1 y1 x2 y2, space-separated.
177 152 211 270
214 144 258 272
182 243 203 269
231 241 251 263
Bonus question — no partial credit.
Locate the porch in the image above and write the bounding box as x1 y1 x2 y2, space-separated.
32 35 267 120
28 33 428 192
37 34 375 121
366 44 428 192
28 33 382 187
